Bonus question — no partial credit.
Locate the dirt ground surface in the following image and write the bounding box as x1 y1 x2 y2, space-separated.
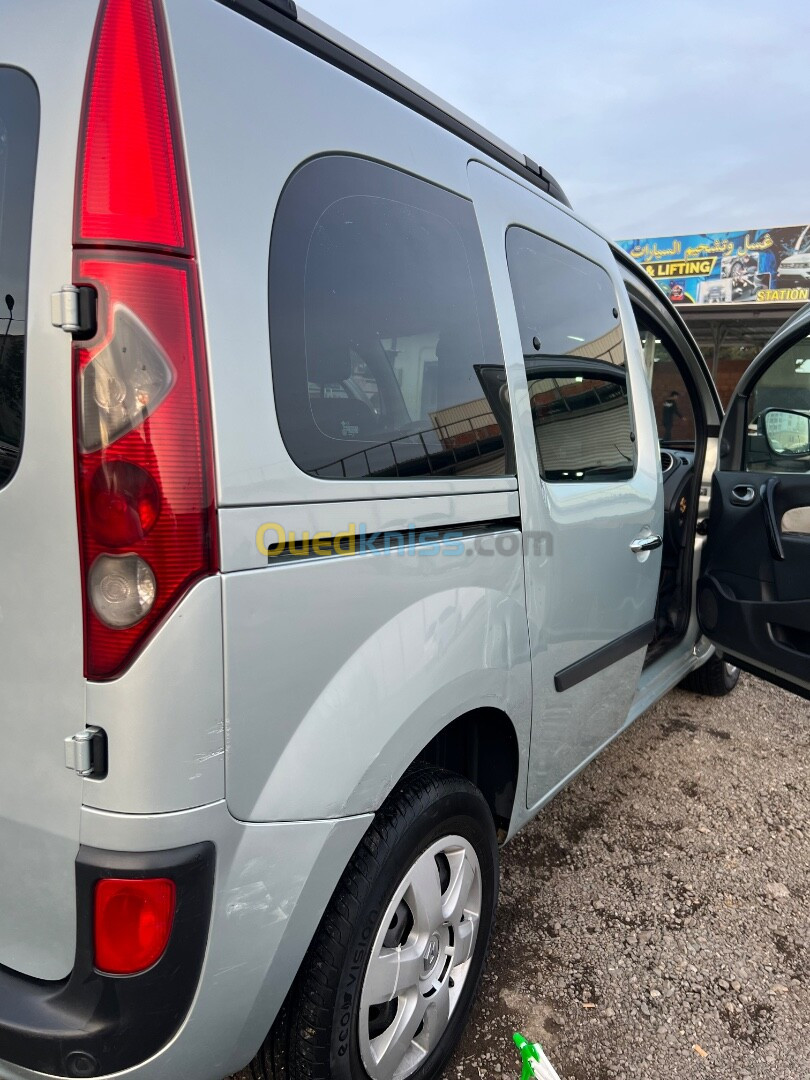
228 675 809 1080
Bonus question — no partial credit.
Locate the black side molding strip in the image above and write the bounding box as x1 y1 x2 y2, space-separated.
554 620 656 693
214 0 570 207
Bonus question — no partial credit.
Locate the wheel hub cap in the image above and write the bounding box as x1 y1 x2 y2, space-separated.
358 835 483 1080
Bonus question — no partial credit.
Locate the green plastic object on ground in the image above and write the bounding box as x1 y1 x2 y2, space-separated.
513 1031 563 1080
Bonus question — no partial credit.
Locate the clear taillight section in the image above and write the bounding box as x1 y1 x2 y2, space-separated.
89 554 157 629
73 0 217 679
79 305 174 453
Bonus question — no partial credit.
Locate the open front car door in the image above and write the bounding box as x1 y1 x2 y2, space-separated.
698 304 810 699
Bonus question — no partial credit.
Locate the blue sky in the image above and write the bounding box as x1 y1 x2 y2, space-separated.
301 0 810 240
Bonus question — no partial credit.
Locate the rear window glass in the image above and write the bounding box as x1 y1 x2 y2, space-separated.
269 155 512 479
0 69 38 488
506 227 626 365
524 366 635 481
0 69 38 489
505 227 635 482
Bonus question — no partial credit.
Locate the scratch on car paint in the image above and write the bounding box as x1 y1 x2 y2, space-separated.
212 960 251 977
195 746 225 764
225 881 271 917
225 880 292 925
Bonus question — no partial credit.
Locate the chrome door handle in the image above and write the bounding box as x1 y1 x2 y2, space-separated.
630 534 663 554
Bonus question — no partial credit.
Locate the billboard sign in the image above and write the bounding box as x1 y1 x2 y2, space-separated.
617 225 810 305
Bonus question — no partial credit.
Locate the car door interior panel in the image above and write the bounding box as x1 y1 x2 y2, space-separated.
782 506 810 534
699 471 810 688
699 314 810 697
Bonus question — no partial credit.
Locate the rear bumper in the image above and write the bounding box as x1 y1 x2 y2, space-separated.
0 843 215 1077
0 802 372 1080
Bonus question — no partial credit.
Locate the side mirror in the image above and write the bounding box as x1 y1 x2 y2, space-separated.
761 408 810 457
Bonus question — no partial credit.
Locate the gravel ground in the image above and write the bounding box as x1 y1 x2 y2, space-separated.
444 675 809 1080
228 674 809 1080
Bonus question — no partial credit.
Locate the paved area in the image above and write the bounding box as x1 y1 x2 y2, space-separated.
229 675 809 1079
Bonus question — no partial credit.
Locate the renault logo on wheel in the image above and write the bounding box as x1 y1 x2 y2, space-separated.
423 933 440 974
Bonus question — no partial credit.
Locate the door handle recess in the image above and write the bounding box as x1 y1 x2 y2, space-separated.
731 484 756 506
630 534 663 554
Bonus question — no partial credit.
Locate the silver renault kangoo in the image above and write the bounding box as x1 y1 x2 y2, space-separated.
3 2 810 1078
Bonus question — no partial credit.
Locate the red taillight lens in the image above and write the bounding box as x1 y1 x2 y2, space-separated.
74 256 216 677
73 0 217 679
89 462 161 547
76 0 189 252
94 877 176 974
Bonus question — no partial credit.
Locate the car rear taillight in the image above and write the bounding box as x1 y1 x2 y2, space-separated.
75 0 189 252
73 0 217 679
94 877 176 974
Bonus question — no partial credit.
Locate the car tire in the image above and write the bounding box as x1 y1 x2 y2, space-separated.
252 766 499 1080
680 656 741 696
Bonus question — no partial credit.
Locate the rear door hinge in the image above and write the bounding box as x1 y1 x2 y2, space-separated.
50 284 97 338
64 726 108 779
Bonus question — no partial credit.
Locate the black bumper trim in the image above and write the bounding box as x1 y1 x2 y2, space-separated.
0 841 215 1077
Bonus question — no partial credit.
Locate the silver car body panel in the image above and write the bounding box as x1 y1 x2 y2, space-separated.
167 0 662 830
295 9 528 167
167 0 539 509
223 526 531 822
83 577 225 814
220 491 519 573
0 0 99 981
466 161 662 807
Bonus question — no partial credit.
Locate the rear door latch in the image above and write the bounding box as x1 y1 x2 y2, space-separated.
64 726 108 779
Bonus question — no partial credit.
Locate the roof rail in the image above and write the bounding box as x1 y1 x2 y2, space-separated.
523 157 569 206
216 0 571 208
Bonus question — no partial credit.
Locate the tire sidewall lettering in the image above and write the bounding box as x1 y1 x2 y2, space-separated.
335 907 379 1058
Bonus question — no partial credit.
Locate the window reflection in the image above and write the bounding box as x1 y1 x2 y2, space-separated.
506 227 635 482
637 324 696 446
0 70 39 489
527 366 635 481
506 228 626 365
270 156 513 480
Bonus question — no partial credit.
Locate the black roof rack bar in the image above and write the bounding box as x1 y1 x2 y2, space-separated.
254 0 298 17
215 0 571 209
523 156 568 205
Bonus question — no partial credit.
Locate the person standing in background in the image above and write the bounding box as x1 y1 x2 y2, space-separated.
662 390 683 441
